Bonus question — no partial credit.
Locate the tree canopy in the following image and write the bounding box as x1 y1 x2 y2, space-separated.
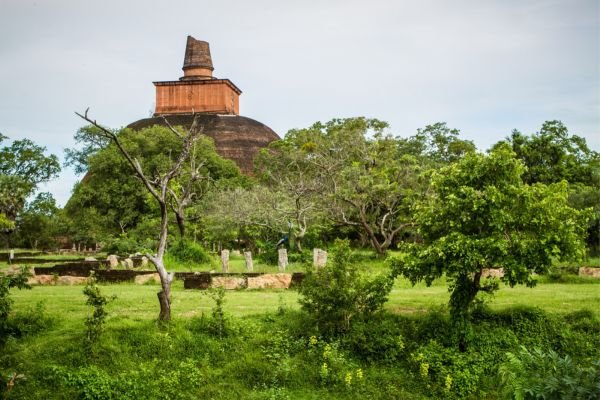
390 144 589 342
0 134 60 232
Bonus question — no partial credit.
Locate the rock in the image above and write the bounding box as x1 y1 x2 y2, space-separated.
29 275 56 285
1 265 23 276
122 258 134 269
481 268 504 279
244 251 253 272
247 273 292 290
278 248 288 272
106 255 119 269
313 249 327 269
141 256 149 267
135 273 161 285
84 257 97 262
57 276 87 285
211 276 246 290
221 250 230 273
579 267 600 278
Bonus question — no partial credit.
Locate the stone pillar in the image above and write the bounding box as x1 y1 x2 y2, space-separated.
106 255 119 270
244 251 253 272
221 249 230 273
313 249 328 269
278 248 288 272
9 249 14 264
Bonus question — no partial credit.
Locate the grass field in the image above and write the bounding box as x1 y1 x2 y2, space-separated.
2 252 599 399
10 277 600 322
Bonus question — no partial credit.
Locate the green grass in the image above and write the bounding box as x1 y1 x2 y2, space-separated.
3 272 600 399
10 277 600 323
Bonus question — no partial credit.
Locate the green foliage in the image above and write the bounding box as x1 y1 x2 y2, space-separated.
0 267 31 345
412 339 484 398
8 301 54 338
396 122 476 165
65 124 242 245
204 287 228 338
50 359 205 400
168 240 213 265
102 234 153 256
0 136 60 228
390 144 590 338
498 121 600 254
12 192 60 249
83 273 115 355
257 241 280 266
499 120 599 186
299 240 393 336
499 346 600 400
342 317 405 364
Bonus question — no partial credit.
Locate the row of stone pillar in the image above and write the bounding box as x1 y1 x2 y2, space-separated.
219 248 328 273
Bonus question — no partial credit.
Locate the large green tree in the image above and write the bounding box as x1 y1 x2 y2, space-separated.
496 120 600 253
13 192 59 250
0 134 60 242
396 122 476 166
390 144 589 345
66 124 242 244
257 118 427 255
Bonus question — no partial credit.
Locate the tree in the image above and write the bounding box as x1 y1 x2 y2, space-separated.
258 118 424 255
255 137 327 252
201 186 291 251
13 192 59 249
65 124 242 242
390 144 589 346
396 122 476 166
76 109 210 321
498 120 599 186
497 120 600 253
0 135 60 233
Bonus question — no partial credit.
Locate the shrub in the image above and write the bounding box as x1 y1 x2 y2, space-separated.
298 240 393 336
499 346 600 400
256 241 279 266
83 272 116 355
102 235 151 256
0 267 31 346
168 240 213 265
342 316 405 364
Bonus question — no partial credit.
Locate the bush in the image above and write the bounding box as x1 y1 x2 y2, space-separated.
256 241 279 266
83 272 116 356
499 346 600 400
298 240 393 336
168 240 213 265
0 267 31 346
342 316 405 364
103 235 151 256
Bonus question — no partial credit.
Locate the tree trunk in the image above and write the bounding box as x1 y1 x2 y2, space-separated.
175 211 185 238
151 256 173 322
157 285 171 321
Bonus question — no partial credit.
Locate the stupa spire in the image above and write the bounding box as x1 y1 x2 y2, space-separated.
180 36 214 80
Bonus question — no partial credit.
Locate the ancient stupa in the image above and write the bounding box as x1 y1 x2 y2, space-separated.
128 36 279 174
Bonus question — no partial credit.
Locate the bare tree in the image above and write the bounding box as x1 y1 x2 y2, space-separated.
76 109 202 321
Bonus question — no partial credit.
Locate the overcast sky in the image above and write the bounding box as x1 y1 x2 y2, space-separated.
1 0 598 206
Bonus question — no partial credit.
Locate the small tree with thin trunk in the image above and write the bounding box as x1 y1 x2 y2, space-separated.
76 109 204 321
